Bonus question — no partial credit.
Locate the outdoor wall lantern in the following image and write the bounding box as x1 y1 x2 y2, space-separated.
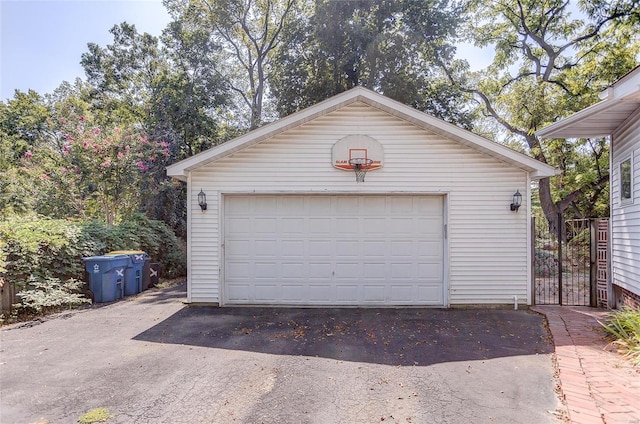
510 189 522 212
198 189 207 211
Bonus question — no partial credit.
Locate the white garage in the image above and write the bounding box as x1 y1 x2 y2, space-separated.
224 194 444 305
167 87 557 307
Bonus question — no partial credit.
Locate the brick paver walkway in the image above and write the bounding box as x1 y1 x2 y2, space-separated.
532 306 640 424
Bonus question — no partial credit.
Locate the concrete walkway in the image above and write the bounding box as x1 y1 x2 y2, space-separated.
532 306 640 424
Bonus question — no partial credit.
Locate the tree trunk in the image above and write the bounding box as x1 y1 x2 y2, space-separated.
538 177 560 235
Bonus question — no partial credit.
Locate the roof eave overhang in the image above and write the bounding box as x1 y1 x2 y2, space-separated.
536 67 640 139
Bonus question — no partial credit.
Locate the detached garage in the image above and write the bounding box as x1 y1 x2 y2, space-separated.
167 87 557 307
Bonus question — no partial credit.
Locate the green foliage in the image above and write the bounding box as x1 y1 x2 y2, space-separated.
600 307 640 366
269 0 475 127
0 215 186 305
0 215 89 288
78 407 114 423
455 0 639 228
81 215 186 278
534 248 558 277
17 277 91 313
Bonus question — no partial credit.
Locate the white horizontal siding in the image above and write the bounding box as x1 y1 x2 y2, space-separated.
187 187 220 303
188 102 530 304
611 106 640 298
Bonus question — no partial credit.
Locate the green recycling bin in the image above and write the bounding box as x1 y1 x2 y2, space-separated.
82 255 129 302
106 251 149 295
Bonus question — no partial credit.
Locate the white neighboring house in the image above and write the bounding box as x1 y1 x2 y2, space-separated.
537 66 640 309
167 87 557 307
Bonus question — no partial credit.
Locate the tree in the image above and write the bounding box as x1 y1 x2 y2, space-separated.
164 0 298 129
446 0 639 230
269 0 475 127
0 90 52 216
22 112 166 224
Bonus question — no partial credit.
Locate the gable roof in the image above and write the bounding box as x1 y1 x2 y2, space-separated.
536 66 640 139
167 87 558 181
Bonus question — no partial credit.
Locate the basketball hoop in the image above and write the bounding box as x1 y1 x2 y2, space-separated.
349 158 374 182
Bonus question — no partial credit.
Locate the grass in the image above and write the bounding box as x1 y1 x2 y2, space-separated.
78 407 113 423
600 306 640 366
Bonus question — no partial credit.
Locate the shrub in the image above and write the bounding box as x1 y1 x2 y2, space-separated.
600 306 640 366
17 277 91 313
0 215 86 290
534 248 558 277
0 214 186 315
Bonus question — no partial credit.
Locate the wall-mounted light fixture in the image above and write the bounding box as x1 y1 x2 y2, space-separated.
198 189 207 211
510 190 522 212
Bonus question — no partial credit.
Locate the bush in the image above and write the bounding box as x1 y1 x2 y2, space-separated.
17 277 91 313
534 248 558 277
0 215 88 290
600 307 640 366
0 214 186 314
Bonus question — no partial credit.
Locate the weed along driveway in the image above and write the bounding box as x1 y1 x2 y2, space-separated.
1 284 562 424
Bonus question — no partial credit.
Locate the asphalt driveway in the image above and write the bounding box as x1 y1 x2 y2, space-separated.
1 283 562 424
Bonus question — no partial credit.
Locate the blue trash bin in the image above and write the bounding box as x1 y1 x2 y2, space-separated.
106 251 149 296
82 255 129 303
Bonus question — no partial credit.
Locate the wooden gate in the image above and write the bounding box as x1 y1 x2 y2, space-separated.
533 216 609 306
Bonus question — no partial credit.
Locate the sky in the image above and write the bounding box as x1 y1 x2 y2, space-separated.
1 0 171 101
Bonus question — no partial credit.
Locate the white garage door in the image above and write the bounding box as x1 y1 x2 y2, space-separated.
223 195 445 306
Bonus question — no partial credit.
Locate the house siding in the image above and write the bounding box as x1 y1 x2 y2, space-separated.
187 102 530 305
611 106 640 301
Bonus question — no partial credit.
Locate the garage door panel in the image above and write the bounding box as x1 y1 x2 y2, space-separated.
335 217 359 234
282 285 305 301
336 196 360 213
254 262 278 279
363 263 387 279
255 284 279 301
224 195 444 305
254 240 278 257
336 285 358 302
226 239 250 257
363 285 386 302
390 218 415 234
418 285 444 304
390 263 414 279
309 284 332 301
281 240 304 257
227 284 250 301
227 217 251 233
282 218 305 234
335 262 360 279
418 240 443 256
418 263 444 280
335 240 359 256
390 197 415 213
226 261 250 278
390 241 414 256
390 285 413 301
362 217 386 234
362 196 386 209
363 240 386 257
255 218 278 234
281 262 305 278
308 240 332 256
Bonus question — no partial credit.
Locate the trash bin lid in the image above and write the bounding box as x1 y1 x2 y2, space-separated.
82 255 130 272
107 250 148 263
83 254 130 262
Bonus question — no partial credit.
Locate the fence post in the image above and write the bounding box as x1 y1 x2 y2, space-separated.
557 212 563 306
589 219 597 307
531 217 536 306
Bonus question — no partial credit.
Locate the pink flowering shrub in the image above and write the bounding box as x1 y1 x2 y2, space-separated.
22 115 166 224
